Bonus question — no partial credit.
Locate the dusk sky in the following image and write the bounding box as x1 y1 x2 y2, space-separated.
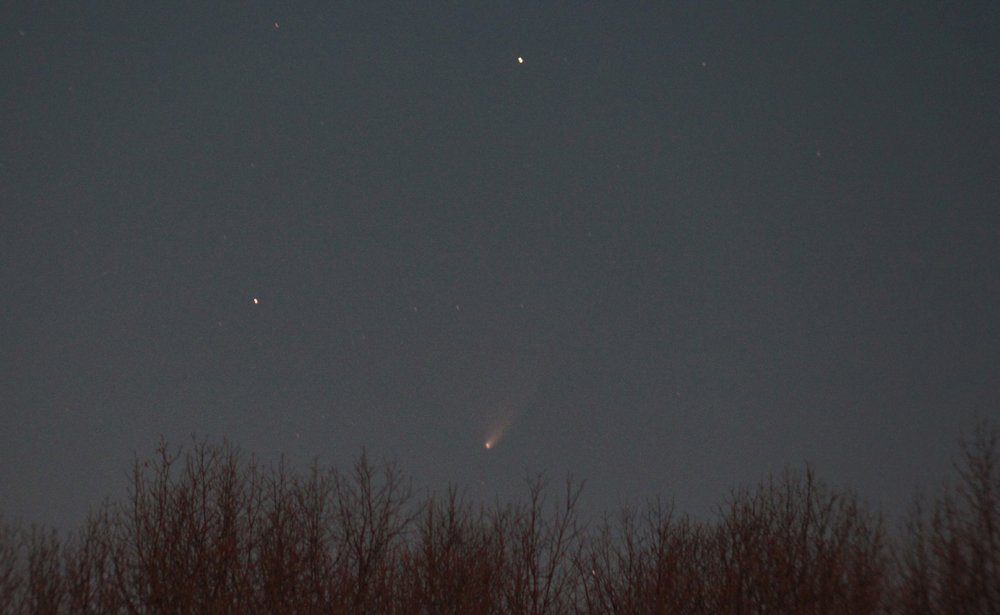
2 1 998 532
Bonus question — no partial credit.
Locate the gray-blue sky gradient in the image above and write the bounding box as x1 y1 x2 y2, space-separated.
2 0 998 530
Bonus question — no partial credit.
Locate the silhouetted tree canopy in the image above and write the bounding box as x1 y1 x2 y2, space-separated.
2 422 998 614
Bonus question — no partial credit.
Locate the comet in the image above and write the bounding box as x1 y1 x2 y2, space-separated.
483 405 516 450
474 338 556 451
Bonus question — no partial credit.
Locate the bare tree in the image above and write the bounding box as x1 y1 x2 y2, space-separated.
329 450 415 615
894 421 1000 615
399 486 499 615
496 474 583 615
63 506 122 615
0 516 25 614
574 501 708 615
705 466 886 615
12 423 1000 615
25 525 66 615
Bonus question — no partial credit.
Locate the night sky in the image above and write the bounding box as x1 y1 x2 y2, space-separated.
2 1 998 532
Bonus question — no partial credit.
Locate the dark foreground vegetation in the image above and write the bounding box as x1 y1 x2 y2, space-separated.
2 423 999 615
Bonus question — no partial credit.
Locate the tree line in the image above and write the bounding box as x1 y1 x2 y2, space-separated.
2 422 998 614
